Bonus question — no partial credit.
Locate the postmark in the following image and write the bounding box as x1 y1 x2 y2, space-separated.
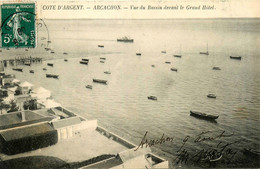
1 3 36 48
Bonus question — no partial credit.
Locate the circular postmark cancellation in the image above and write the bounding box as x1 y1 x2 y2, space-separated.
1 3 36 48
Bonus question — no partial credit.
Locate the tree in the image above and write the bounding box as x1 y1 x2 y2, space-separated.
0 101 10 114
7 100 19 113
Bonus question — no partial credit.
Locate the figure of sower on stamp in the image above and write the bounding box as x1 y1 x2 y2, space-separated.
6 6 31 46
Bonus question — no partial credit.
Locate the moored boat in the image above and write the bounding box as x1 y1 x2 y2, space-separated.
80 61 88 65
207 94 217 98
98 45 104 48
200 43 209 55
93 79 107 84
104 71 111 74
86 85 93 89
173 55 182 58
43 68 47 71
230 56 242 60
161 51 166 54
117 36 134 43
24 63 31 66
100 61 105 63
170 68 178 72
151 65 155 67
82 58 89 62
29 70 34 73
46 74 59 79
12 68 23 72
100 57 106 60
190 110 219 120
63 52 68 55
213 67 221 70
47 63 54 67
165 61 171 64
64 59 68 62
148 96 157 101
136 53 141 56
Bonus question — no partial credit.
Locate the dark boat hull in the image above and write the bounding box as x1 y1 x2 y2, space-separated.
190 111 218 120
46 74 59 78
174 55 182 58
200 52 209 55
47 63 53 67
80 61 88 65
93 79 107 84
148 96 157 101
82 59 89 61
117 39 134 43
12 68 23 72
230 56 242 60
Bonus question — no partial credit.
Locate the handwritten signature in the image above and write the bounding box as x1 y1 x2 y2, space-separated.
175 130 240 165
134 130 242 165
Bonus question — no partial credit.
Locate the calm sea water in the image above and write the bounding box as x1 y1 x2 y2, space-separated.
2 19 260 168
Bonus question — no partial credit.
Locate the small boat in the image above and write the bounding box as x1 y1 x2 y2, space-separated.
64 59 68 62
45 48 51 51
43 68 47 71
29 70 34 73
212 67 221 70
207 94 217 98
82 58 89 62
24 63 31 66
47 63 54 67
190 111 219 120
173 55 182 58
165 61 171 64
151 65 155 67
230 56 242 60
104 71 111 74
136 53 141 56
63 52 68 55
80 61 88 65
46 74 59 79
100 57 106 60
50 51 55 54
98 45 104 48
117 36 134 43
86 85 93 89
148 96 157 101
161 51 166 54
93 79 107 84
170 68 178 72
242 148 260 158
25 49 28 51
100 61 105 63
47 40 52 43
200 43 209 55
12 68 23 72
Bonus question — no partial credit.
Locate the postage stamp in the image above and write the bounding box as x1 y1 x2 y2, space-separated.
1 3 36 48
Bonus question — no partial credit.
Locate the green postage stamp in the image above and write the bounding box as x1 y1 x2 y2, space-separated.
1 3 36 48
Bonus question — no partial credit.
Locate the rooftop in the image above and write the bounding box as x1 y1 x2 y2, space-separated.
0 129 128 163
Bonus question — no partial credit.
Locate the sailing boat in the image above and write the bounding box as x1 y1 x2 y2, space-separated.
200 43 209 55
174 45 182 58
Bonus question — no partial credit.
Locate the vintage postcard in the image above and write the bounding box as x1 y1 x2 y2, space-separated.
0 0 259 168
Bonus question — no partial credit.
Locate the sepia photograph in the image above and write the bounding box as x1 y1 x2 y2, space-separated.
0 0 259 168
